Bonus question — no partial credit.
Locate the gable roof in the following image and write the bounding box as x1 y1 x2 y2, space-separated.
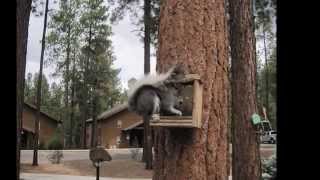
122 120 143 131
86 103 129 123
24 102 62 124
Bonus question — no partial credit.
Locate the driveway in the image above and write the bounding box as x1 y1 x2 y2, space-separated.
21 145 275 164
21 173 151 180
21 149 141 164
20 173 232 180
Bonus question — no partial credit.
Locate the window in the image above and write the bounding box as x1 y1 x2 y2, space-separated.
117 120 122 128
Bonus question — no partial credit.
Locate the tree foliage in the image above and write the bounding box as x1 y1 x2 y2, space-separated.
43 0 124 148
257 45 276 128
108 0 160 47
254 0 277 128
24 73 64 120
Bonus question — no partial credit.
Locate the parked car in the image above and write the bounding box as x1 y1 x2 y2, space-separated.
260 130 276 144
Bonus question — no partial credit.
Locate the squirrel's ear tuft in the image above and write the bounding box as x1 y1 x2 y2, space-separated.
171 63 185 77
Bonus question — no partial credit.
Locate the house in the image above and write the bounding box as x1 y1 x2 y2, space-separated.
86 103 146 149
20 102 62 149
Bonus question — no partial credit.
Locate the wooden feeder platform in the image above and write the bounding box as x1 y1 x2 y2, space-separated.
150 74 203 128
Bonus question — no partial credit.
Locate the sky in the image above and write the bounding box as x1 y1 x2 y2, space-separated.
25 0 156 90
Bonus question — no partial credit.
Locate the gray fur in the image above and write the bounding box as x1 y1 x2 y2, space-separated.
128 66 184 119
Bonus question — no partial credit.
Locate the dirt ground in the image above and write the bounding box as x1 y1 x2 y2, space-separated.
21 149 274 178
21 159 153 178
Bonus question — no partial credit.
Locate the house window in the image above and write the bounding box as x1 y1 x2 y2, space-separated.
117 120 122 128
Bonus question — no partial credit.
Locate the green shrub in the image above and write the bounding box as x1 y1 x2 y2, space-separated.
47 127 64 150
39 141 47 150
47 136 63 150
47 150 63 164
262 155 276 179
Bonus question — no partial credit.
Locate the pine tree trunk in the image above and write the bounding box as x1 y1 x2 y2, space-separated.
144 0 151 75
91 81 98 148
33 0 49 166
153 0 229 179
64 24 71 148
229 0 261 179
70 50 76 148
80 23 93 149
17 0 32 178
143 0 153 169
263 28 269 120
80 103 87 148
227 72 232 177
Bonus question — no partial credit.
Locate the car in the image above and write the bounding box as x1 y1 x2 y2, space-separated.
260 130 277 144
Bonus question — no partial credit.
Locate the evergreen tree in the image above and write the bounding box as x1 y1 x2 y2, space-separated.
79 0 121 147
254 0 276 122
46 0 123 148
46 0 81 148
17 0 33 177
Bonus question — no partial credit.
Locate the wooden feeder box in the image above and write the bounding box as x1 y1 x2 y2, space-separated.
150 74 203 128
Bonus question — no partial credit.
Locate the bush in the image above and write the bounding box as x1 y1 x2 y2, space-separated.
47 127 64 150
39 141 47 150
262 155 276 179
47 137 63 150
47 150 63 164
130 148 141 161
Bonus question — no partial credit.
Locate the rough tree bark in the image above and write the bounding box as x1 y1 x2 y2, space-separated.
17 0 32 178
33 0 50 166
153 0 229 179
229 0 262 179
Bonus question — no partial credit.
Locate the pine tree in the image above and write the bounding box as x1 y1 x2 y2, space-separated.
107 0 159 168
229 0 262 179
79 0 121 147
154 0 229 179
32 0 50 166
24 73 34 104
17 0 33 178
46 0 81 148
48 82 65 120
46 0 123 148
254 0 276 121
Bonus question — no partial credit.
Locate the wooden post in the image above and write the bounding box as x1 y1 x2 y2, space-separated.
96 162 100 180
192 80 203 128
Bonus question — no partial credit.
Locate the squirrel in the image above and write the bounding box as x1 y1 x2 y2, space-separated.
128 64 185 121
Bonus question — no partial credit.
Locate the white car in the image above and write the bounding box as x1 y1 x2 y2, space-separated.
260 130 277 144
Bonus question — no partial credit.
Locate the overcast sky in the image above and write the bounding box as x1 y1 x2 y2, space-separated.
26 0 156 90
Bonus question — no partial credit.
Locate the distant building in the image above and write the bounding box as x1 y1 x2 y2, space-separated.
86 103 147 149
21 102 62 149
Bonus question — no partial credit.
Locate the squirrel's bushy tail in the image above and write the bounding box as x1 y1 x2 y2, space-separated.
127 66 176 114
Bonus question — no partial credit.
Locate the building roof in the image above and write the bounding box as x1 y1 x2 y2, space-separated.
86 103 129 123
24 102 62 124
122 120 143 131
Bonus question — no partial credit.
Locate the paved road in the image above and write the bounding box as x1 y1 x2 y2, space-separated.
21 173 151 180
21 144 275 164
21 173 232 180
21 149 142 164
